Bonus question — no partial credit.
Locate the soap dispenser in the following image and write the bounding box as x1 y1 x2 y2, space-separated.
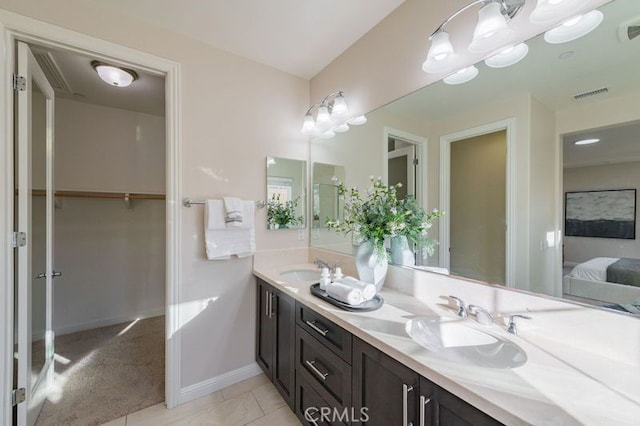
333 267 344 282
319 267 331 291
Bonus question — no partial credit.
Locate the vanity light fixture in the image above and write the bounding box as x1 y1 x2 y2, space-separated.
422 0 525 74
301 91 366 139
91 61 138 87
544 10 604 44
574 138 600 145
484 42 529 68
443 65 479 85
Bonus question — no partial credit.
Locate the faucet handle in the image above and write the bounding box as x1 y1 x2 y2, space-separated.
447 295 467 318
506 314 531 335
468 305 493 326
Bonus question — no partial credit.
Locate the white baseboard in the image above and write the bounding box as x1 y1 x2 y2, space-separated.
54 308 166 336
178 363 263 405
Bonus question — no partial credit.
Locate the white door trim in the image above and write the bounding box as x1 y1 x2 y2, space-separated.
382 126 428 209
439 118 516 286
0 11 182 424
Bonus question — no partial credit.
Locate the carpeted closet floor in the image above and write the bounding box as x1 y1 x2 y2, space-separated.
35 315 165 426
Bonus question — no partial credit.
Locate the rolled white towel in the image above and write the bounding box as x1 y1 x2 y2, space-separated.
326 282 364 306
334 277 376 301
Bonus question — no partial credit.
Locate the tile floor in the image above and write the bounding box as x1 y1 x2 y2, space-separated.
100 374 301 426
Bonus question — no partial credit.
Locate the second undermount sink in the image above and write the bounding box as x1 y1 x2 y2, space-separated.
279 269 320 282
405 316 527 369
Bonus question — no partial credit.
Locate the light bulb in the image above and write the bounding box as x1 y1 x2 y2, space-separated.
92 62 137 87
347 115 367 125
443 66 479 85
484 43 529 68
331 94 349 118
544 10 603 44
316 105 331 127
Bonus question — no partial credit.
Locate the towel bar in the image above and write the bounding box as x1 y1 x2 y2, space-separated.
183 198 266 209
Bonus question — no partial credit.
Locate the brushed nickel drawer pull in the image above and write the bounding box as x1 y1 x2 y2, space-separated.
403 384 414 426
305 360 329 381
419 395 432 426
305 320 329 336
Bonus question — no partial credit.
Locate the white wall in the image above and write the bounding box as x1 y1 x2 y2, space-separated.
55 98 166 193
564 162 640 263
0 0 309 396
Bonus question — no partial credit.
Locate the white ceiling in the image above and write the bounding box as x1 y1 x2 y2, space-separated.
82 0 406 79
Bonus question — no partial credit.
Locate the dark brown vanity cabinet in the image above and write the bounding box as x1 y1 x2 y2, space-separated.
255 278 295 408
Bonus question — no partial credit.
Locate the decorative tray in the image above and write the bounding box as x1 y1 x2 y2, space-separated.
309 283 384 312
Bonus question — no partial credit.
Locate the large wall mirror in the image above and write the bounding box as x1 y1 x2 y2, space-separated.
310 0 640 315
266 157 306 230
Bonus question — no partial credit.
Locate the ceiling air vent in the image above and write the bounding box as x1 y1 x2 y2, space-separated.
573 87 608 100
31 49 73 94
628 26 640 41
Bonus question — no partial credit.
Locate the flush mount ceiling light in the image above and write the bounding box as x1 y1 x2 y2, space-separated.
444 65 479 85
422 0 525 74
544 10 604 44
485 42 529 68
91 61 138 87
301 91 366 139
529 0 584 26
574 138 600 145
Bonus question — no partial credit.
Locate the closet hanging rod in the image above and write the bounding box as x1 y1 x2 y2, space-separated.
183 198 266 209
29 189 166 200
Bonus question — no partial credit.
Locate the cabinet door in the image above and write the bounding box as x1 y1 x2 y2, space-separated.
436 387 502 426
256 280 274 377
353 337 419 426
273 289 295 408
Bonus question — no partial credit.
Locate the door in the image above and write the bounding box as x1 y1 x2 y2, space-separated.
15 41 56 426
272 291 295 408
449 130 506 285
388 145 416 201
256 280 274 377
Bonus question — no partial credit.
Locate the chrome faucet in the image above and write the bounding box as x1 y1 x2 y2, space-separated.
314 258 332 271
447 295 467 319
506 314 531 336
468 305 493 326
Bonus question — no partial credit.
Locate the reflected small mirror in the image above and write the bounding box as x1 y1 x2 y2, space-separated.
312 162 345 227
266 157 306 230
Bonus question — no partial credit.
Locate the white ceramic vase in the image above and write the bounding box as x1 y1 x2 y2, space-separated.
390 235 415 267
355 240 388 291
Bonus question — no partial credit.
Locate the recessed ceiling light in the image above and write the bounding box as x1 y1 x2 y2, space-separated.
574 138 600 145
91 60 138 87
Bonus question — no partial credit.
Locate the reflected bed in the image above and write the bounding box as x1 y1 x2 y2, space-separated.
563 257 640 306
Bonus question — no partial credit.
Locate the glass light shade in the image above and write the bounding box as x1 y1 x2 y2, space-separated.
316 105 331 126
544 10 603 44
94 64 136 87
422 31 456 74
331 95 349 118
530 0 584 25
443 66 479 85
347 115 367 125
333 123 350 133
468 2 513 53
484 43 529 68
301 114 316 135
320 130 336 139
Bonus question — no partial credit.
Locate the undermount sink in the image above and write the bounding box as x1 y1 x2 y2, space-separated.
279 269 320 282
405 316 527 369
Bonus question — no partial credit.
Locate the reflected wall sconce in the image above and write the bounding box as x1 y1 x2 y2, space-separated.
543 10 604 44
301 91 367 139
91 61 138 87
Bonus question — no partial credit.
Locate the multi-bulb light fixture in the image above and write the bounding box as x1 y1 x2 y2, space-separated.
423 0 604 85
301 91 367 139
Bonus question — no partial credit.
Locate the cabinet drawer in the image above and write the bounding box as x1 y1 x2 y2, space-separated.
296 302 352 362
296 326 352 409
295 371 348 426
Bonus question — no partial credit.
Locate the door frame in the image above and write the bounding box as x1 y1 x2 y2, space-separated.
382 127 427 209
439 118 516 286
0 11 182 424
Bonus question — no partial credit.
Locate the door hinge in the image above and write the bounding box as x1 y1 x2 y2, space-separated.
12 74 26 91
12 388 25 406
12 231 26 248
413 158 419 166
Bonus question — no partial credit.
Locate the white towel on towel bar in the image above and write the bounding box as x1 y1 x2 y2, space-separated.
223 196 244 227
205 200 255 260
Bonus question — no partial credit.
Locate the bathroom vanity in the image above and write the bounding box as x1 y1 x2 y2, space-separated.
254 258 640 426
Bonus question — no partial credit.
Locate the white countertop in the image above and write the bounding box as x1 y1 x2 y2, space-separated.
254 263 640 426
